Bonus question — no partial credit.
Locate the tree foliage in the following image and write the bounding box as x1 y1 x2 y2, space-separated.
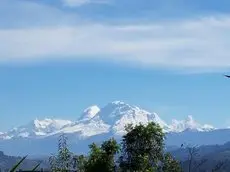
49 134 74 172
85 138 120 172
72 155 87 172
119 122 165 171
161 153 182 172
49 122 183 172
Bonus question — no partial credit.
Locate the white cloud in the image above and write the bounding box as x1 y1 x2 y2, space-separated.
1 16 230 70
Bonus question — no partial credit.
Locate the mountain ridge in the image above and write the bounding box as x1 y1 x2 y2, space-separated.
0 101 215 139
1 101 227 156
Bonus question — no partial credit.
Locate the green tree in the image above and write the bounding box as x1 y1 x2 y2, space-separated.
161 153 182 172
49 123 183 172
85 138 120 172
49 134 74 172
119 122 165 172
72 154 87 172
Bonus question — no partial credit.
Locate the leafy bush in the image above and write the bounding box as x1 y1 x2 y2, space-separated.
49 122 182 172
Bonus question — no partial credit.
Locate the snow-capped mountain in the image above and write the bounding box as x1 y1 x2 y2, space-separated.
0 119 72 139
58 118 110 138
79 105 100 121
0 132 7 140
95 101 170 135
0 101 228 156
169 115 215 132
0 101 215 139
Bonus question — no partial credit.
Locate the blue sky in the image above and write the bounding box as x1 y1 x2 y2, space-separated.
1 0 230 131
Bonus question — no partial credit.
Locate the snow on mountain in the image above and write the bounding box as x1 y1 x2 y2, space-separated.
169 115 215 132
50 101 170 138
32 118 72 133
58 118 110 138
4 119 72 138
0 132 11 140
96 101 170 135
79 105 100 121
0 101 215 140
0 101 226 155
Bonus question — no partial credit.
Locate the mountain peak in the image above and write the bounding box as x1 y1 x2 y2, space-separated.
4 118 72 138
0 102 216 141
170 115 199 132
80 105 100 120
95 101 170 134
105 101 129 109
111 101 126 105
185 115 193 121
98 101 137 124
170 115 215 132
